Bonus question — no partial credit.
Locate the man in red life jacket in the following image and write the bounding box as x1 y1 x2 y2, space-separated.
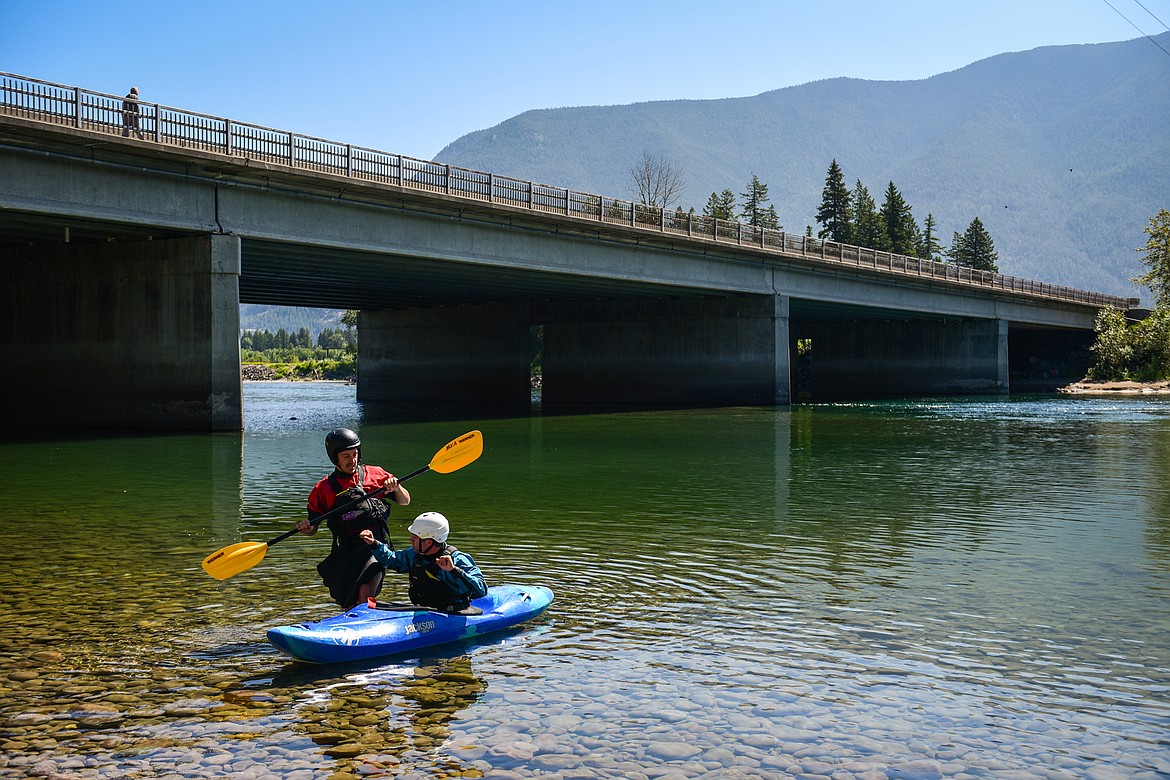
297 428 411 608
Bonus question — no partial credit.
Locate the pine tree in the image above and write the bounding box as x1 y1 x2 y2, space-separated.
921 213 943 262
815 159 852 242
961 217 999 271
760 204 781 231
740 174 780 229
880 181 919 257
851 181 886 250
946 231 965 263
703 189 737 221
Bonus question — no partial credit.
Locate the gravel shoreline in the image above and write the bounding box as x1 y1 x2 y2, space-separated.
1059 379 1170 395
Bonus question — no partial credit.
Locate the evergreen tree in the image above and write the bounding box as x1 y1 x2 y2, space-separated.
761 204 781 230
341 310 359 352
251 330 274 351
317 328 347 350
815 159 852 242
740 174 781 229
946 231 965 264
295 327 312 348
879 181 919 257
703 189 737 221
851 180 886 250
950 217 999 271
921 213 943 262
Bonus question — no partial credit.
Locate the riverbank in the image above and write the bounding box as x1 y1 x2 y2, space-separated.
1059 379 1170 395
241 364 354 382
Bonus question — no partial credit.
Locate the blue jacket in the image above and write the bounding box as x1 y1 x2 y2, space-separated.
367 541 488 607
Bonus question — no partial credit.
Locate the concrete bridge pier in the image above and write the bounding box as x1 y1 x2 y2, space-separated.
358 303 533 404
357 295 793 407
541 295 790 406
0 233 242 430
796 316 1009 400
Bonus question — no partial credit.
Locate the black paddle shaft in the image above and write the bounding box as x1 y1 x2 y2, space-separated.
266 464 432 546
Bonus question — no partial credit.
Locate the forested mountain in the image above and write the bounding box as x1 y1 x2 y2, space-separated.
436 33 1170 301
239 304 343 338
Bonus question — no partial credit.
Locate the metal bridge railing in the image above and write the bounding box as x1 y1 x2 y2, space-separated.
0 71 1139 310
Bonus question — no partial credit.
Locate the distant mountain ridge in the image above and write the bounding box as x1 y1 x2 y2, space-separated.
239 304 342 337
436 34 1170 301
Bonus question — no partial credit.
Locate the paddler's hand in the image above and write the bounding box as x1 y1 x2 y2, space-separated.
436 554 455 572
382 475 410 506
296 519 317 536
359 529 376 546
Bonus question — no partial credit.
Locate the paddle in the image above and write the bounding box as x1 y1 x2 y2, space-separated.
201 429 483 580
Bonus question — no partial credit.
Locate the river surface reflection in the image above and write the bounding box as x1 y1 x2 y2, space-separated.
0 383 1167 778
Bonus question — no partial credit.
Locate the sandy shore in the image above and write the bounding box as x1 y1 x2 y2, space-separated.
1059 379 1170 395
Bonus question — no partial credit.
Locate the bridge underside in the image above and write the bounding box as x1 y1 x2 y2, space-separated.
0 233 1098 431
0 113 1115 430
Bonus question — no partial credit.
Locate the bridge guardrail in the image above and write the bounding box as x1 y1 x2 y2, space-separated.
0 71 1139 311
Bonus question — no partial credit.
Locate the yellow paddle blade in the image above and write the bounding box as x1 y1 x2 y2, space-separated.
428 430 483 474
201 541 269 580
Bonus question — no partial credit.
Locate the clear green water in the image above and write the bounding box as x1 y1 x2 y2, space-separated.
0 383 1167 778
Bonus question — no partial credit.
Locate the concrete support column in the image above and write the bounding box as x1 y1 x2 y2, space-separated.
358 303 532 403
801 317 1006 400
774 295 792 405
542 295 781 405
996 318 1010 395
0 234 242 430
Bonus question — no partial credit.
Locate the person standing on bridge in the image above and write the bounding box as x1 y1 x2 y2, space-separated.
121 86 143 139
296 428 411 608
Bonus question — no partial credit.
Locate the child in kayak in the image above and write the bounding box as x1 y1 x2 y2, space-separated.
358 512 488 614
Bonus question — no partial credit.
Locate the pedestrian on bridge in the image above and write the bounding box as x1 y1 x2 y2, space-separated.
121 86 143 139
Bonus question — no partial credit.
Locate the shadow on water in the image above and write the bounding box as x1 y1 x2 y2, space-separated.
361 398 761 424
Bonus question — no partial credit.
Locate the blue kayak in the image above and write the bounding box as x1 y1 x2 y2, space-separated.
267 584 553 664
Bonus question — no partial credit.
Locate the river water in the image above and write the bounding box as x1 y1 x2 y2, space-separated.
1 383 1167 779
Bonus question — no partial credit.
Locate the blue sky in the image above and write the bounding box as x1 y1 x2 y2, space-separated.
2 0 1165 160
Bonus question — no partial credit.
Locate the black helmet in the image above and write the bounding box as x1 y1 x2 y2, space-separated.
325 428 361 464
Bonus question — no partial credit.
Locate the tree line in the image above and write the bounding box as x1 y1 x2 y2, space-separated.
241 326 356 352
239 324 357 380
628 153 999 272
627 151 1166 382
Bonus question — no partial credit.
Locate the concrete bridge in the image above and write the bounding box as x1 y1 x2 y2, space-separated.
0 73 1137 431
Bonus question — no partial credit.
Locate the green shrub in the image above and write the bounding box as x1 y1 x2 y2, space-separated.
242 350 356 381
1088 307 1170 381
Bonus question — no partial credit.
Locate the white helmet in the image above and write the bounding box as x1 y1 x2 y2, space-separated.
408 512 450 543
